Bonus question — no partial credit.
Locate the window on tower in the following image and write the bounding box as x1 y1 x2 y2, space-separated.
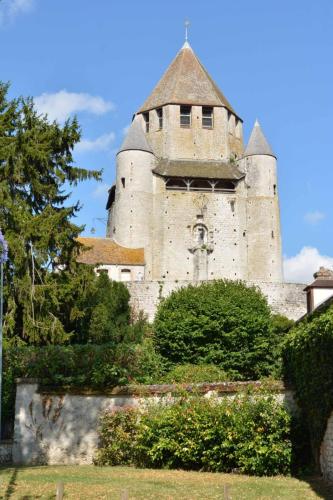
156 108 163 129
143 112 149 132
180 105 191 127
202 106 213 128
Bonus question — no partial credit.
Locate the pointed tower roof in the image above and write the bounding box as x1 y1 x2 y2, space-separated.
244 120 276 158
138 42 240 118
118 117 153 155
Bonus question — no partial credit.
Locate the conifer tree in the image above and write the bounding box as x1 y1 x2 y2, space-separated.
0 82 101 344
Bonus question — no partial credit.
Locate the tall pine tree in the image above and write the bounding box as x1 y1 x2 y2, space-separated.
0 82 101 344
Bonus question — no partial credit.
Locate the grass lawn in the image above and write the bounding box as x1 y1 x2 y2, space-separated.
0 465 332 499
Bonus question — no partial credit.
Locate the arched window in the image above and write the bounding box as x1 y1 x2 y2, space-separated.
189 179 212 191
193 224 208 245
214 180 235 191
166 178 187 190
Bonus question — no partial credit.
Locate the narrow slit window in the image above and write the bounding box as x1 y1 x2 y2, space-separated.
143 112 149 132
121 177 125 188
156 108 163 129
202 106 213 128
180 105 191 128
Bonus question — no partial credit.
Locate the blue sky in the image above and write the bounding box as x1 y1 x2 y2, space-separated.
1 0 332 282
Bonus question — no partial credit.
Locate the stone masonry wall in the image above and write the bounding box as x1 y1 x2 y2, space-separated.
320 411 333 481
0 441 12 465
13 379 294 466
127 280 307 322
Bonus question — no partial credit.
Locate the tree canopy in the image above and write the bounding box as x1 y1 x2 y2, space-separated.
154 280 282 380
0 82 101 344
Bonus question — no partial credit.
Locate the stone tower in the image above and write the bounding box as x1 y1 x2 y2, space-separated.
107 41 283 283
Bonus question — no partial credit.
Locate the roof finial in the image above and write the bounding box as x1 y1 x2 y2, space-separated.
185 19 190 41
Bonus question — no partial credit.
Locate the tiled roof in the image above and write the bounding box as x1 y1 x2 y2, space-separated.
153 159 244 180
77 237 144 266
244 120 275 158
118 117 153 155
304 279 333 291
138 42 240 118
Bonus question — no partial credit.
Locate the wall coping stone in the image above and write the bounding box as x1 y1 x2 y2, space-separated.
15 379 289 397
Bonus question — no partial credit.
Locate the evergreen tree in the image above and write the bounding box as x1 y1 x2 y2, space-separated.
0 82 101 344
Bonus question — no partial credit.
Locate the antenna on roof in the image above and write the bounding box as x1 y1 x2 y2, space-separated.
185 19 190 42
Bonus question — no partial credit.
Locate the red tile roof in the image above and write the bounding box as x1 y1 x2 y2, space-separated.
77 237 144 266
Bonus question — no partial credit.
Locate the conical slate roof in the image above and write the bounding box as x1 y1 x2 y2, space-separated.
138 42 239 117
118 117 153 155
244 120 275 158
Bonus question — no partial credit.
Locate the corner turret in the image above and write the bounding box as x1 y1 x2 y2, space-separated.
241 120 283 282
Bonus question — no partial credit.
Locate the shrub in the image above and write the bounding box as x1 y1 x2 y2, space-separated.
154 280 275 379
95 391 292 476
94 407 140 466
161 364 228 384
283 303 333 466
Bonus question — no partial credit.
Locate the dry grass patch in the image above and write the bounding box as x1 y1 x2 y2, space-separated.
0 466 332 499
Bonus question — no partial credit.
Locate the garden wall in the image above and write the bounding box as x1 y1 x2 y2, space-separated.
13 379 295 466
127 280 306 322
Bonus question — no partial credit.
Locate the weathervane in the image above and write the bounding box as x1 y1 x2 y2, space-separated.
185 19 190 41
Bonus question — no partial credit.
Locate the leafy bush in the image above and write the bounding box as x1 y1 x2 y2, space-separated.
161 364 228 384
283 303 333 465
94 407 140 466
154 280 277 380
95 391 292 476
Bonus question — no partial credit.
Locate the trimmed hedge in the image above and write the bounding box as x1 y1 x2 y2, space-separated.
283 303 333 465
154 280 284 380
94 391 292 476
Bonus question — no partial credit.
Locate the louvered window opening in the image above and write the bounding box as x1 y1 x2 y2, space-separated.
166 178 235 192
143 112 149 132
156 108 163 129
202 106 213 128
180 105 191 127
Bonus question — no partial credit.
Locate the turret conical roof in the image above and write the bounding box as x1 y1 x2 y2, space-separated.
244 120 275 158
118 117 153 155
138 42 239 118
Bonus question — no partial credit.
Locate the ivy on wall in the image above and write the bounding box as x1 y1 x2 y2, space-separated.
283 303 333 465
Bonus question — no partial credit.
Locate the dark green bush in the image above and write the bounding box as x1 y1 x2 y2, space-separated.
161 364 228 384
95 392 292 476
154 280 277 379
283 303 333 465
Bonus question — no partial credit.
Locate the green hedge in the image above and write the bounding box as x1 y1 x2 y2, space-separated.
283 303 333 465
154 280 287 380
2 334 163 433
94 392 292 476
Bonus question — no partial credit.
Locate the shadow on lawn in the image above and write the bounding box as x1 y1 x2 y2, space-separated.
302 476 333 500
3 467 18 499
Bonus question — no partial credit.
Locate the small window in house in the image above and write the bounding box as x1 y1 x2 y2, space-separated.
202 106 213 128
156 108 163 129
180 105 191 127
143 112 149 132
120 269 131 282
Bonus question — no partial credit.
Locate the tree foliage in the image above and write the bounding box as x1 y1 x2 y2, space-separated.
154 280 279 380
0 82 101 344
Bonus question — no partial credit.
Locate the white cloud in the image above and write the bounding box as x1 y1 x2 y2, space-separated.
122 124 130 135
75 132 116 153
304 211 325 225
0 0 34 25
92 183 110 199
283 247 333 283
34 90 114 122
